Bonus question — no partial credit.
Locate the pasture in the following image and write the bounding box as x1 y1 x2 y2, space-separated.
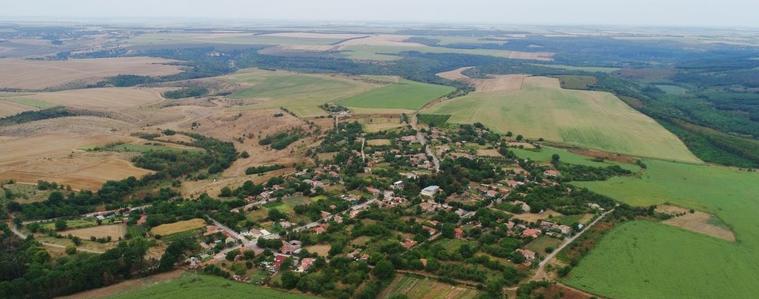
1 87 168 110
107 273 318 299
229 68 378 117
566 159 759 298
150 218 206 236
424 76 699 162
338 79 454 110
0 57 182 90
511 146 640 171
379 275 480 299
61 223 128 240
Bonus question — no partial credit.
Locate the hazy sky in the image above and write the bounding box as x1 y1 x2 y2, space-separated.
1 0 757 28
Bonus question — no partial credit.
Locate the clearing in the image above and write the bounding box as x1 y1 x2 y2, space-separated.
566 159 759 298
424 72 699 162
0 57 182 90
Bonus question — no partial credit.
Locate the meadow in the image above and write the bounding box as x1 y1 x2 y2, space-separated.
424 76 699 162
108 273 318 299
510 146 640 171
378 275 480 299
338 79 454 110
565 159 759 298
150 218 206 236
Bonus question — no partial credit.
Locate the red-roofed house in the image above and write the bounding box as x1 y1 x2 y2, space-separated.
454 227 464 239
297 257 316 273
273 255 288 271
522 228 542 239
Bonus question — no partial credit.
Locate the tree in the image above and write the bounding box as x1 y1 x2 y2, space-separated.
441 223 455 238
551 154 561 166
268 209 287 221
55 219 68 231
65 245 77 255
373 260 395 281
219 187 233 197
225 250 238 261
516 135 524 141
281 271 300 289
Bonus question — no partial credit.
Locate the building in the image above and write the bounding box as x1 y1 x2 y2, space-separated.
297 258 316 273
522 228 542 239
392 180 405 190
420 185 440 198
516 248 536 264
543 169 561 177
454 227 464 239
281 240 302 255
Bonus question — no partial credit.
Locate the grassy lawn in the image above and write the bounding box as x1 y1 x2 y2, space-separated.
379 274 480 299
564 159 759 298
230 68 377 117
524 236 562 255
423 76 699 163
108 273 319 299
338 79 454 110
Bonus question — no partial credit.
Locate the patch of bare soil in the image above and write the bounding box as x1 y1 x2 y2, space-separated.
662 208 735 242
436 67 527 92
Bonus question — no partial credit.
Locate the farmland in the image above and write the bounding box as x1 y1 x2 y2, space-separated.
150 218 206 236
229 68 378 117
0 57 182 90
108 273 319 299
338 79 454 110
379 275 480 299
424 75 699 162
566 159 759 298
62 223 128 240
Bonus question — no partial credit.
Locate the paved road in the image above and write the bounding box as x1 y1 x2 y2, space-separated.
409 114 440 172
531 207 616 281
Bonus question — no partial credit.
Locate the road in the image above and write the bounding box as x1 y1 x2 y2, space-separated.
409 113 440 172
531 207 616 281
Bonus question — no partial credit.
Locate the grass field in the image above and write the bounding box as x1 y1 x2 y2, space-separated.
424 76 699 162
565 159 759 298
99 143 202 153
379 275 480 299
230 69 377 117
339 44 553 61
108 273 318 299
338 79 454 110
511 146 640 171
525 236 562 255
62 223 127 240
150 218 206 236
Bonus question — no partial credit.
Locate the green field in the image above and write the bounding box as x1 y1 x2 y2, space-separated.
424 76 699 162
108 273 318 299
532 64 620 73
379 275 480 299
230 69 377 117
2 97 54 109
99 143 201 153
338 79 454 110
565 159 759 298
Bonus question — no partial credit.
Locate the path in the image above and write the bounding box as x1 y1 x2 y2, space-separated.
408 113 440 172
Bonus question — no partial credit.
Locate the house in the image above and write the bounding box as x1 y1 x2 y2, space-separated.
392 180 405 190
297 258 316 273
516 248 536 264
512 200 531 213
313 224 328 234
420 185 440 198
543 169 561 177
320 210 332 219
506 180 524 188
281 240 302 255
485 190 498 198
454 227 464 239
522 228 542 239
279 221 294 229
273 255 288 271
558 225 573 235
402 239 417 249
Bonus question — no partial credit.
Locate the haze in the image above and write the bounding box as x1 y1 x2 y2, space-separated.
1 0 758 28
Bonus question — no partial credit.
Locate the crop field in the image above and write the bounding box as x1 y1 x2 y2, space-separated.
338 79 455 110
0 57 182 90
424 76 699 162
229 68 378 117
150 218 206 236
566 159 759 298
108 273 318 299
379 275 480 299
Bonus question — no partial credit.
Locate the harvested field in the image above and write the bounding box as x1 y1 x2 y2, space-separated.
0 131 151 190
0 57 182 90
338 79 454 110
0 99 36 117
663 210 735 241
476 148 501 157
62 223 128 240
2 87 168 110
379 274 480 299
304 244 331 257
367 139 391 146
150 218 206 236
425 74 699 162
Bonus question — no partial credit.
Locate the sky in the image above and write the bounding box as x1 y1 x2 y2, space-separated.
0 0 758 28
